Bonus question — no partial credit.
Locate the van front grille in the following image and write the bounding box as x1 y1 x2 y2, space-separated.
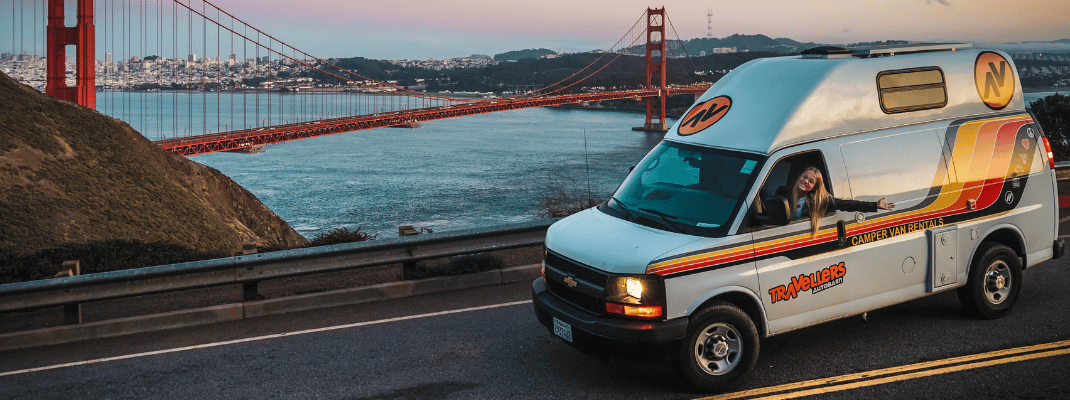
543 251 608 315
545 251 609 286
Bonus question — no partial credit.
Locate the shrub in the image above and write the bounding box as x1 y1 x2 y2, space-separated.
307 227 377 247
410 253 505 279
0 240 216 285
1031 94 1070 160
536 186 602 219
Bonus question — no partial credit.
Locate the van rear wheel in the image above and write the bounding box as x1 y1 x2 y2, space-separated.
958 243 1022 319
676 301 758 392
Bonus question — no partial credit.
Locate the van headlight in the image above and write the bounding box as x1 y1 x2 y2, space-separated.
605 274 666 319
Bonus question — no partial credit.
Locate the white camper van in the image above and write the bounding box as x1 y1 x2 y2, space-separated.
532 43 1064 392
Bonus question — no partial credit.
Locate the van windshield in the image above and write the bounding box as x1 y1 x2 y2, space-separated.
601 141 764 237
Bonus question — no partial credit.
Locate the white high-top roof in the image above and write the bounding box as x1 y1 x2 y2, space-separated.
670 45 1024 155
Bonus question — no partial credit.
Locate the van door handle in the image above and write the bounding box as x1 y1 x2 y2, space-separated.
837 220 847 246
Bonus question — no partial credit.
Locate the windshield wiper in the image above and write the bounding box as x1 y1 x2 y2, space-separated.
609 196 637 220
638 207 686 234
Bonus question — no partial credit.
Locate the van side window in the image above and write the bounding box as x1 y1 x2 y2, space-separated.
745 151 832 231
840 129 948 204
877 67 947 113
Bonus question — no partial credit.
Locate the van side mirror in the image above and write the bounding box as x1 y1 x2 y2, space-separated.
758 196 791 226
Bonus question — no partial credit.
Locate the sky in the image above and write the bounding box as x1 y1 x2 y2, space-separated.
215 0 1070 59
1 0 1068 60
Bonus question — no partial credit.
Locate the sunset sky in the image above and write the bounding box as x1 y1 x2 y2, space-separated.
217 0 1070 59
2 0 1067 60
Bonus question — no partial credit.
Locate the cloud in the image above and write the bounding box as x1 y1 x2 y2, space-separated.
918 0 951 6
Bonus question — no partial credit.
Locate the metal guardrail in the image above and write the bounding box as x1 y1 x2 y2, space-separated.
0 219 554 314
5 163 1067 319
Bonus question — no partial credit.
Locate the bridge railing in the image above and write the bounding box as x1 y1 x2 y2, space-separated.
0 220 553 315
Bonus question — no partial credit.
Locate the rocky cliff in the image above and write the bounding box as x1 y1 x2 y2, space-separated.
0 72 308 257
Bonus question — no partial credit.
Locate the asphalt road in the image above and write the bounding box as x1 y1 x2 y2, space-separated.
2 221 1069 399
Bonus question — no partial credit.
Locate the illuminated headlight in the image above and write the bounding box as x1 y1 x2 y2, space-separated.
605 274 666 319
626 277 644 299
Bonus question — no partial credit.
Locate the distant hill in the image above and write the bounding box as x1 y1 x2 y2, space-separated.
618 34 824 56
0 71 308 257
494 48 557 62
1006 38 1070 45
680 34 823 54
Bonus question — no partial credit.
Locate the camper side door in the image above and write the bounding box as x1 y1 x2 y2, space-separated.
836 128 956 310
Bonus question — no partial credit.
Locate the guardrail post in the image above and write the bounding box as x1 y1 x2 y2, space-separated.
59 260 82 324
399 225 420 279
243 282 261 301
241 244 261 301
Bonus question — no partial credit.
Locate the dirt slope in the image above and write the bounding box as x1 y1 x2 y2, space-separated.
0 71 307 257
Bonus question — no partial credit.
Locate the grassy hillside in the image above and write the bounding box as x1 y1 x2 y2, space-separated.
0 71 307 262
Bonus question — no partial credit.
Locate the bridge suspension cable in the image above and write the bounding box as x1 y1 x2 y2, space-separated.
2 1 709 147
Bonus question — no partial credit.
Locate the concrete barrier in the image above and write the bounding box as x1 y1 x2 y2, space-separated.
0 264 541 352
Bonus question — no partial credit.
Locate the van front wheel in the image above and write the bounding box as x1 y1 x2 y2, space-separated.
958 243 1022 319
676 301 758 392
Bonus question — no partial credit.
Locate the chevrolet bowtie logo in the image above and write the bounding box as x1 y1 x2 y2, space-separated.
563 275 578 288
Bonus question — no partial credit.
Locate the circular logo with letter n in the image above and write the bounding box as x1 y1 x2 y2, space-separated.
975 52 1015 110
678 95 732 136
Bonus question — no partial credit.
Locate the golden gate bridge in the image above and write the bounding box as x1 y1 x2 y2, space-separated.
5 0 710 156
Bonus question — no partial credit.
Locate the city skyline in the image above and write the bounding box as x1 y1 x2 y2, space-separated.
1 0 1068 61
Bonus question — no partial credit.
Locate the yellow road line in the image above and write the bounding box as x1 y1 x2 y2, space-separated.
700 339 1070 400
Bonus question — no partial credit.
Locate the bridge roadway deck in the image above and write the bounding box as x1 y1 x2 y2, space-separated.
152 87 707 156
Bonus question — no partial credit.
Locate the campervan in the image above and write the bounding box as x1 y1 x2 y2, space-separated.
532 43 1064 392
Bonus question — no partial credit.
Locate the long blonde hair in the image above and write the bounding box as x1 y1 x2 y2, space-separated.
790 167 833 236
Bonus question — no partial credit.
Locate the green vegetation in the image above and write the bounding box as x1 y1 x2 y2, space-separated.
494 48 556 62
1031 93 1070 160
678 34 820 55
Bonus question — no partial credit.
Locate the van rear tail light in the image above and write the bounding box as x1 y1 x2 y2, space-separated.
1042 136 1056 170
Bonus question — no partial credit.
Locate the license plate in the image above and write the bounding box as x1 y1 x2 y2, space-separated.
553 317 573 342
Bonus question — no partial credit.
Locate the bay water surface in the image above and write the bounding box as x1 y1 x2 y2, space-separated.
97 90 666 239
104 91 1063 240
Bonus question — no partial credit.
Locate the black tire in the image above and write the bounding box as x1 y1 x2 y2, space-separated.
675 301 759 393
957 243 1022 319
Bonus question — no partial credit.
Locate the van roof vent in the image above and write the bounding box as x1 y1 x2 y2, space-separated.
801 46 853 59
850 42 973 57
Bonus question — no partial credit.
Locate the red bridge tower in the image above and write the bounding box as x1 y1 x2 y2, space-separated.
633 7 667 132
46 0 96 110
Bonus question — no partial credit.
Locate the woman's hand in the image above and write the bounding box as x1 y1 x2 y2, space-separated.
877 197 895 210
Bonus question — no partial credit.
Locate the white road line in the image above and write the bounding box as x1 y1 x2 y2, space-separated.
0 300 533 377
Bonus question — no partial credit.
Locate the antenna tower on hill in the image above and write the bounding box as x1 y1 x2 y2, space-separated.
707 9 713 38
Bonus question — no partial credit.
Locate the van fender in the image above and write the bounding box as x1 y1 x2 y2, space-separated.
685 285 769 338
963 223 1027 281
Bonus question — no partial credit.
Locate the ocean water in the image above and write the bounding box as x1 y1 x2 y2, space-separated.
103 90 1065 240
189 108 664 239
94 91 666 240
